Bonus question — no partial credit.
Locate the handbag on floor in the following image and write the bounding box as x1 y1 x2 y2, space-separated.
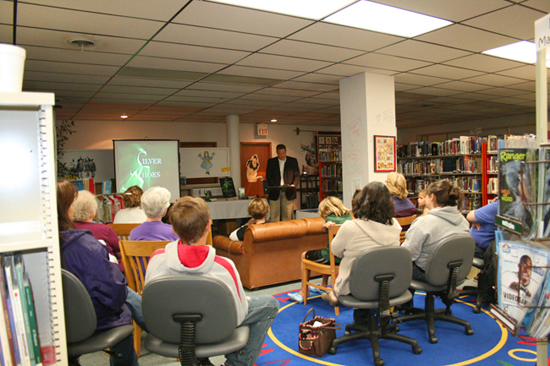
298 308 341 357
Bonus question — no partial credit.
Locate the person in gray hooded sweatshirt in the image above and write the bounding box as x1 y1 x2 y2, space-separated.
402 180 470 282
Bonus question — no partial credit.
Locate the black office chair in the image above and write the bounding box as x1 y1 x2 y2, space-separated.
62 269 134 366
142 274 250 366
459 256 486 313
328 246 422 366
394 234 476 344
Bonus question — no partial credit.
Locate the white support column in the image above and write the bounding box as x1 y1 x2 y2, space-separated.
340 72 397 208
227 114 241 190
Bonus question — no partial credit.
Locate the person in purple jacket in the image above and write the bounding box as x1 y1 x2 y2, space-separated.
130 187 179 241
57 180 143 366
386 172 417 220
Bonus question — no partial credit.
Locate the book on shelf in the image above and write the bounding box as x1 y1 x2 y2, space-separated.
487 135 498 152
0 257 15 366
68 178 95 194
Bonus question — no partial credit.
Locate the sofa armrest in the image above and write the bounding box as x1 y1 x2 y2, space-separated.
213 235 245 255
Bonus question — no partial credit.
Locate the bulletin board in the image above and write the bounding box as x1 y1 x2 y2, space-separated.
180 147 230 178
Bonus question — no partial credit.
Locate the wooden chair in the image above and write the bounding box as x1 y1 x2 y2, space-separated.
119 240 171 358
108 223 140 241
302 225 341 316
396 215 417 244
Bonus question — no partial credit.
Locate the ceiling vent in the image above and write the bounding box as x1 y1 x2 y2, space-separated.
67 39 95 50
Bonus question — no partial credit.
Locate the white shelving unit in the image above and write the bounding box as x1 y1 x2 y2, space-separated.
0 91 67 365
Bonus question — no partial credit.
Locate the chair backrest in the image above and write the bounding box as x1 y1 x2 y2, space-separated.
348 246 412 301
424 234 475 287
396 215 417 243
206 219 213 246
108 223 141 241
119 240 171 294
61 269 97 343
142 274 239 344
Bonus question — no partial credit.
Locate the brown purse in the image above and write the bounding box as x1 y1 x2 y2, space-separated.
298 308 342 357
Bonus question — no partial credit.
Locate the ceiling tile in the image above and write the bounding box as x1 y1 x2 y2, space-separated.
443 54 526 73
17 3 163 39
377 40 472 63
140 41 251 64
236 53 332 73
293 73 341 84
416 24 518 53
412 64 484 80
345 52 432 72
24 70 111 84
172 0 314 37
260 39 364 63
25 59 120 75
187 82 264 93
524 0 550 12
463 4 546 39
462 73 527 86
315 63 371 77
393 73 452 87
406 87 463 97
218 65 305 80
127 56 226 73
289 22 404 52
154 23 276 52
24 45 132 66
433 80 493 92
109 76 193 89
272 81 338 92
100 85 178 96
496 65 536 81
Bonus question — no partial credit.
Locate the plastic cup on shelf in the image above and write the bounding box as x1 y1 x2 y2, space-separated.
0 43 26 92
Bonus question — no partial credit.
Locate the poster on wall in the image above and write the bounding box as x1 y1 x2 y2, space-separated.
180 148 230 178
60 149 115 182
373 135 396 172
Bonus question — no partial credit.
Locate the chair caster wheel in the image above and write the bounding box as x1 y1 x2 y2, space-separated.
375 359 385 366
328 346 337 355
465 328 474 335
472 307 481 314
344 331 351 336
413 346 423 355
395 325 400 332
429 336 438 344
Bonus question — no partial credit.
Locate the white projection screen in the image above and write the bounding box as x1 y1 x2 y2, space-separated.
113 140 180 202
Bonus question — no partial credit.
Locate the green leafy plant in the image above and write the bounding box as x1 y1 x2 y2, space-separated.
56 120 76 178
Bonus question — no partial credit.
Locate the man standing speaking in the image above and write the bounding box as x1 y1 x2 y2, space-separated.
266 144 300 222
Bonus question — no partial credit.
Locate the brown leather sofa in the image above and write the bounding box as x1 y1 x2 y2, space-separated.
213 217 327 289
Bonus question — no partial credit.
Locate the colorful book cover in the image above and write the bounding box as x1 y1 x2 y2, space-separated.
14 256 37 366
0 258 15 366
497 239 549 332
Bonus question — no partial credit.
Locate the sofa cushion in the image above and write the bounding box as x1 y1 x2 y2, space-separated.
248 217 325 243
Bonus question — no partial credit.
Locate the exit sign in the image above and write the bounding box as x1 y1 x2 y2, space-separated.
257 123 268 136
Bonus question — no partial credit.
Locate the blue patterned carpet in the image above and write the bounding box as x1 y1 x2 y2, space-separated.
253 290 547 366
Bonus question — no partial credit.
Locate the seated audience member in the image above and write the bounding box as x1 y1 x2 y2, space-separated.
229 198 269 241
386 172 417 219
72 189 123 271
113 186 147 223
57 181 145 366
145 196 279 366
402 180 470 282
130 187 179 241
417 188 430 217
320 182 401 306
467 198 498 259
288 196 353 304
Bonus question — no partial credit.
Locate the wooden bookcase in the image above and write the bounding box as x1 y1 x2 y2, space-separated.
315 132 342 202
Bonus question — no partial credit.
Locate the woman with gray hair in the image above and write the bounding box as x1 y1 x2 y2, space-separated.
72 190 122 271
129 187 179 241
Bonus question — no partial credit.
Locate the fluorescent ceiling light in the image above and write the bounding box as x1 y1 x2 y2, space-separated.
207 0 356 20
483 41 550 67
324 1 452 37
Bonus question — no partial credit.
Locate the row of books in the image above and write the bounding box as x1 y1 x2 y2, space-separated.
460 195 482 212
451 176 482 193
0 254 43 366
322 180 342 192
398 136 486 158
398 156 482 176
67 178 113 195
318 148 342 163
486 155 498 173
487 177 498 195
320 164 342 178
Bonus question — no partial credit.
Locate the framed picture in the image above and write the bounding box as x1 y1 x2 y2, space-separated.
319 136 325 144
374 135 396 172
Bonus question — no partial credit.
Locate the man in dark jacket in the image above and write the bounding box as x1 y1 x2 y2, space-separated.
266 144 300 221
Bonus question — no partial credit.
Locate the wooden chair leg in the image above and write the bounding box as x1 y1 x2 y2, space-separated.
330 272 340 316
133 321 141 357
302 268 310 305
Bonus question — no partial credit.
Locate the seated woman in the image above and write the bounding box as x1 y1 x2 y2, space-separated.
57 180 144 366
402 180 470 282
288 196 353 304
321 182 402 306
129 187 179 241
386 172 417 218
114 186 147 224
229 198 269 241
72 190 123 271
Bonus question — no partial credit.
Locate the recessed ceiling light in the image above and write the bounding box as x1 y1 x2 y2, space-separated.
271 119 277 122
483 41 550 67
324 1 452 38
207 0 356 20
121 114 128 119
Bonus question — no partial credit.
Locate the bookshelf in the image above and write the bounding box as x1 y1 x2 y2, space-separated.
299 174 319 209
315 132 342 201
397 136 486 213
0 92 68 365
482 142 499 206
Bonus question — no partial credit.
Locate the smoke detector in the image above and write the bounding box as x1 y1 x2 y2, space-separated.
67 38 95 50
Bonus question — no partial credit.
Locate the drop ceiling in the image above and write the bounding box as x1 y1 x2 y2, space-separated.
0 0 549 128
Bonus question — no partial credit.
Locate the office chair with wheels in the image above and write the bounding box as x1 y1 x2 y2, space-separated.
142 274 249 366
62 269 134 366
328 246 422 366
394 234 476 344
